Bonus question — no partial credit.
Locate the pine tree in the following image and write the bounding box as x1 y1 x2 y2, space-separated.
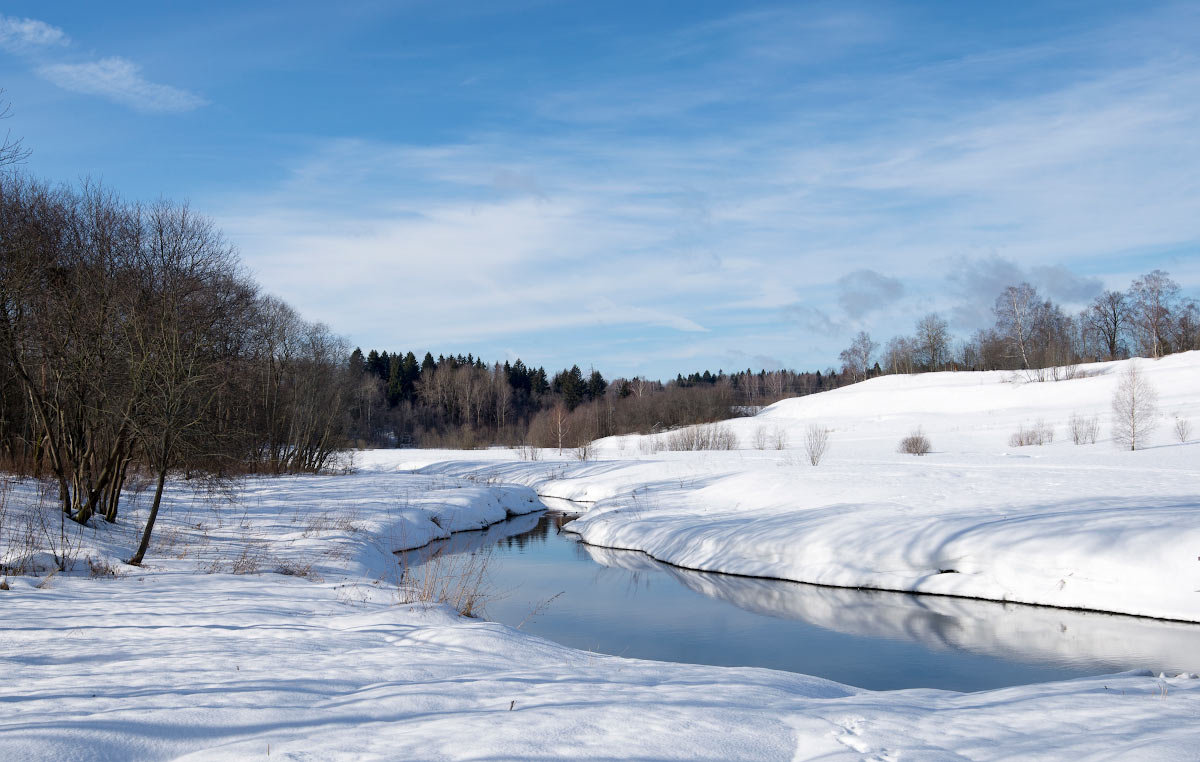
401 352 419 401
387 355 403 407
349 348 365 375
587 369 607 400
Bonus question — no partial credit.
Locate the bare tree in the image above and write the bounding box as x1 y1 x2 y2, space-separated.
127 202 247 564
1086 290 1130 361
1111 362 1157 451
994 283 1041 369
915 313 950 371
839 331 877 382
1170 299 1200 354
549 403 570 454
1128 270 1179 358
0 92 31 169
883 335 918 375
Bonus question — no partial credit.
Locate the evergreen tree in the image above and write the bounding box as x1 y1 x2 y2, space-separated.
587 369 607 400
366 349 383 378
386 355 403 406
532 367 550 396
401 352 419 401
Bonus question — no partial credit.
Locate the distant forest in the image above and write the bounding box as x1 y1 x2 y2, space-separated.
345 349 845 449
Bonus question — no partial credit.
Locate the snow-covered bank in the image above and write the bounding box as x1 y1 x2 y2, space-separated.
404 352 1200 621
4 458 1200 758
5 569 1199 761
1 468 542 581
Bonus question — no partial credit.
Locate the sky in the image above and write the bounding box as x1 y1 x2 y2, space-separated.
1 1 1198 380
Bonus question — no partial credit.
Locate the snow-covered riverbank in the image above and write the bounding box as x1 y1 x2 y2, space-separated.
3 465 1199 760
404 352 1200 622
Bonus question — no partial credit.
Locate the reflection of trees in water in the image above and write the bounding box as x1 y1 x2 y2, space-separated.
500 511 575 550
579 542 1200 674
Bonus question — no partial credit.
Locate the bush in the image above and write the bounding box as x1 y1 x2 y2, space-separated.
1175 417 1192 443
663 423 738 451
1009 420 1054 447
803 424 830 466
1068 413 1099 445
898 428 931 455
771 426 789 450
753 426 769 450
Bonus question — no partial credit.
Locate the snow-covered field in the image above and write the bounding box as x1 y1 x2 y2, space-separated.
407 352 1200 622
4 353 1200 759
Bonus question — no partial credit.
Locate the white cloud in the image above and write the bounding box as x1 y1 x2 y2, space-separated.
0 13 205 114
0 15 69 50
37 57 207 113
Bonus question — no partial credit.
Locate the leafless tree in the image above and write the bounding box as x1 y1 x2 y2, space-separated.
549 403 570 454
1128 270 1179 358
994 283 1046 369
915 313 951 371
1170 299 1200 354
126 202 247 564
883 335 918 375
839 331 877 382
1111 362 1157 451
0 92 31 169
0 174 353 564
1086 290 1130 361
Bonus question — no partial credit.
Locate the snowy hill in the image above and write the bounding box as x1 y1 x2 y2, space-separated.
747 351 1199 455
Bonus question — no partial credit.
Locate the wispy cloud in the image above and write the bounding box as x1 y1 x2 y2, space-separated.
0 15 69 51
0 14 205 113
38 58 207 113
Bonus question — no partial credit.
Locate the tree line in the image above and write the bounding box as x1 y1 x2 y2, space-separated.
346 349 849 450
0 175 353 562
838 271 1198 382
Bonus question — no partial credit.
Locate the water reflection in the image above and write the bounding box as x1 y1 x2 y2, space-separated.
580 543 1200 675
398 510 1200 691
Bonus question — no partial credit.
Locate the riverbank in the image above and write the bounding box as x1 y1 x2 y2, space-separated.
3 466 1200 760
402 352 1200 622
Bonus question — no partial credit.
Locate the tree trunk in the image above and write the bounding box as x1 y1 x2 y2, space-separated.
129 437 170 566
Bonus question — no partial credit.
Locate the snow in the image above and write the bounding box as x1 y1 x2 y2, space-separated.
409 352 1200 622
4 353 1200 759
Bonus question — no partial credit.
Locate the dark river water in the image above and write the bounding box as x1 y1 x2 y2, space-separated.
397 508 1200 692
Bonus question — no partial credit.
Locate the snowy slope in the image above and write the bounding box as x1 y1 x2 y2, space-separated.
4 570 1198 761
408 352 1200 621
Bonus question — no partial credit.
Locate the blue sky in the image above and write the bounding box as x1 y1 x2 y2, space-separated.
2 2 1198 379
